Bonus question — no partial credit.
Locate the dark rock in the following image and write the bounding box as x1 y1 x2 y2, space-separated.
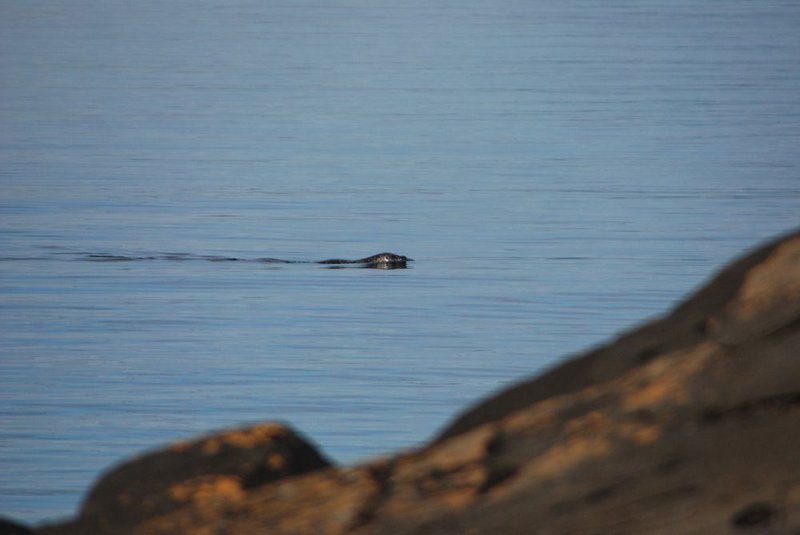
731 501 779 528
0 517 32 535
48 423 330 534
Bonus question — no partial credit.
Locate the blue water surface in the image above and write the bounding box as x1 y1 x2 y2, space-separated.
1 0 799 524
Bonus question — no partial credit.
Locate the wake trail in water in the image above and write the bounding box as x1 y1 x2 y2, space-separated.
0 251 411 269
0 251 296 263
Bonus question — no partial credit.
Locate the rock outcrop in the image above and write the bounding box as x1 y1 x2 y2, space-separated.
26 229 800 534
37 424 331 535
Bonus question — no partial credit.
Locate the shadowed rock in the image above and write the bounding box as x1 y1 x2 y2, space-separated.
37 423 330 534
0 517 32 535
31 229 800 534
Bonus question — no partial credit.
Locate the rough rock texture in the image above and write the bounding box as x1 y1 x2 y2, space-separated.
30 229 800 534
38 423 331 534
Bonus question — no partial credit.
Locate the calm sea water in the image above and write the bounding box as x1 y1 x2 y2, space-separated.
2 0 799 524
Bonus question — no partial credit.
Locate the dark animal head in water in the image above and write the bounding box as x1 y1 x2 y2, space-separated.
317 252 411 269
358 252 410 266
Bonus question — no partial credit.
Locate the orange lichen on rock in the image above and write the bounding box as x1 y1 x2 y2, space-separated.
621 344 714 413
200 423 288 455
167 475 245 507
733 236 800 317
528 432 613 481
711 234 800 344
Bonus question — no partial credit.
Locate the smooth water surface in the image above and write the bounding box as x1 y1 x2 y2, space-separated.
2 0 799 524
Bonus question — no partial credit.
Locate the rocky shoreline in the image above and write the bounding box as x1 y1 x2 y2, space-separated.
8 229 800 534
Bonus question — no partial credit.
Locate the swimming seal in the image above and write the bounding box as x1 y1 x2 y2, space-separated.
81 251 412 269
317 252 410 268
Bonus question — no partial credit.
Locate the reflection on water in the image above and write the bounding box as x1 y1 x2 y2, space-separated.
1 0 799 524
